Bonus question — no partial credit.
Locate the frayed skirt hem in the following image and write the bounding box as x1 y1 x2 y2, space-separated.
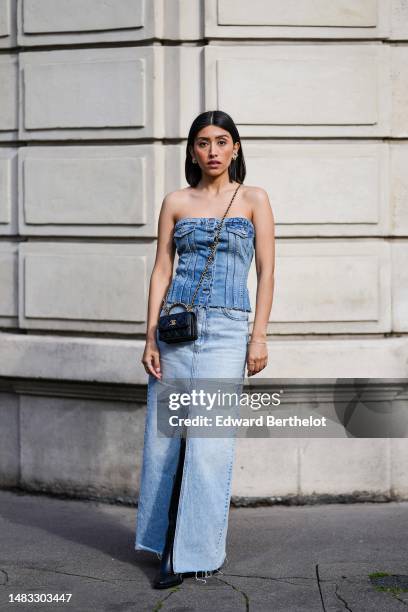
135 542 161 555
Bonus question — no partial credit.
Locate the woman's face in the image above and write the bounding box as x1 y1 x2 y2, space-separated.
190 125 239 176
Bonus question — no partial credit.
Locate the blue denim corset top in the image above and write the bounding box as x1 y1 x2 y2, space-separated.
165 216 255 312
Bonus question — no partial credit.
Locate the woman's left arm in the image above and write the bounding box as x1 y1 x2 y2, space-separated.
247 188 275 377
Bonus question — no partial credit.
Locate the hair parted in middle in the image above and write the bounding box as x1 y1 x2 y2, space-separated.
185 110 246 187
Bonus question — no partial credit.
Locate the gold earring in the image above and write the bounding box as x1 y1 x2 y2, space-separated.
192 158 197 164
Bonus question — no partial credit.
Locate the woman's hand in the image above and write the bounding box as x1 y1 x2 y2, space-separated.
141 339 162 380
246 342 268 377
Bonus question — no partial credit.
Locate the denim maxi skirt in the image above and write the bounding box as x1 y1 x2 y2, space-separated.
134 304 250 573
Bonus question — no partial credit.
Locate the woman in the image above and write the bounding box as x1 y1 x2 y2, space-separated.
135 110 275 588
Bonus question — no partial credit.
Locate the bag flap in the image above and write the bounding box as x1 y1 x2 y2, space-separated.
158 312 192 330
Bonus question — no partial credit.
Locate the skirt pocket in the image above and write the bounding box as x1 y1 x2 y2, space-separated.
219 307 249 321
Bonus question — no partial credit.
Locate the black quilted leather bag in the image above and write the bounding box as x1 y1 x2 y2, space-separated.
157 307 197 344
158 184 242 344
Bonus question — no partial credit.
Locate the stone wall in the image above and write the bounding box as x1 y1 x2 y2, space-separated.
0 0 407 501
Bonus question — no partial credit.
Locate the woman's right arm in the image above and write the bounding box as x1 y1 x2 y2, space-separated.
141 194 177 379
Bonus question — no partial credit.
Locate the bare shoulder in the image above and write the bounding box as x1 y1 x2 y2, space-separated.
242 184 270 205
161 187 192 224
163 187 191 207
242 185 274 221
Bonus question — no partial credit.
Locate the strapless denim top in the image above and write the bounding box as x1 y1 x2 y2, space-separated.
165 216 255 312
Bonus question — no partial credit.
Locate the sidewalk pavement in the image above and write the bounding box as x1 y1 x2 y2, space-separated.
0 489 407 611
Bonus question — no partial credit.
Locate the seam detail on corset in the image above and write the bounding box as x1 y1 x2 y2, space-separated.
236 234 245 304
192 247 198 305
204 302 209 341
232 233 237 308
187 231 197 304
180 250 193 303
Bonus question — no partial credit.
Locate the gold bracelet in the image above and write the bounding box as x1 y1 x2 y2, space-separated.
248 340 267 344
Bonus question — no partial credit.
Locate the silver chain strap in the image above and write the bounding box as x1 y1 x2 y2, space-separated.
161 183 242 314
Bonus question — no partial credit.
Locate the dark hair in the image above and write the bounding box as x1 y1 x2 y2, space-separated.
185 110 246 187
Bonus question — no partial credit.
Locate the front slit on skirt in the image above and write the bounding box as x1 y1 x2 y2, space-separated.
134 305 249 573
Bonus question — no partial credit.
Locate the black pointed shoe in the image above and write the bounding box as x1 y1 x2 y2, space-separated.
153 560 183 589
